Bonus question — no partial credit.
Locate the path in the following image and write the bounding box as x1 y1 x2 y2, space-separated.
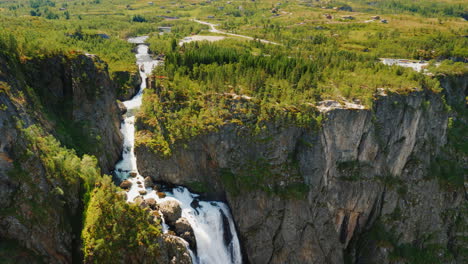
193 19 280 45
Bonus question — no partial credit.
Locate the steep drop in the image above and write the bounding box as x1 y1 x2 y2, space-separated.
115 37 242 264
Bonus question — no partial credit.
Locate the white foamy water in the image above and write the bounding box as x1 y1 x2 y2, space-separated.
114 36 242 264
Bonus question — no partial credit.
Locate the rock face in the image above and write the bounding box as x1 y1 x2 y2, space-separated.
0 53 124 263
136 88 467 263
24 54 123 173
175 218 197 250
112 69 141 101
160 200 182 227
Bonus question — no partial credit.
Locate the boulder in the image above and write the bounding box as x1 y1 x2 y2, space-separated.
139 190 147 195
117 100 127 115
133 196 148 209
160 200 182 226
150 210 162 224
175 217 196 249
157 192 166 198
145 198 158 210
129 171 138 177
119 180 132 189
144 176 154 188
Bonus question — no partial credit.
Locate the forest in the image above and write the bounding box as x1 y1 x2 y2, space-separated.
0 0 467 263
136 37 445 155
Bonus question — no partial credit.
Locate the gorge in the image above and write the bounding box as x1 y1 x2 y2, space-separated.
116 37 242 264
0 0 466 262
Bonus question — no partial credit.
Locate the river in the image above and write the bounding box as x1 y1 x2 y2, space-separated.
114 36 242 264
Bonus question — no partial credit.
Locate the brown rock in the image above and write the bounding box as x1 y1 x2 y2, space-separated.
157 192 166 198
144 176 154 188
119 180 132 189
139 190 147 195
160 200 182 226
130 171 138 177
145 198 158 210
133 196 147 209
175 217 196 249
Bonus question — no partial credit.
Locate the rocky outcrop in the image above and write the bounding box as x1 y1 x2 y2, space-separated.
112 69 141 101
0 55 81 263
438 74 467 107
175 218 197 250
136 89 466 263
24 53 123 173
0 52 124 263
160 200 182 227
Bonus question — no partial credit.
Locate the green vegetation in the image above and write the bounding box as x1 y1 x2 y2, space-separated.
220 158 308 199
428 60 468 76
21 124 101 206
336 160 371 181
331 0 467 18
0 238 45 264
82 176 163 263
428 105 467 191
137 39 439 154
12 125 164 263
354 221 457 264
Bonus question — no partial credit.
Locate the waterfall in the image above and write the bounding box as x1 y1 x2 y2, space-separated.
114 36 242 264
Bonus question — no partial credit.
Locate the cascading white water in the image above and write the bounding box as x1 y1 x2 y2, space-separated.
114 36 242 264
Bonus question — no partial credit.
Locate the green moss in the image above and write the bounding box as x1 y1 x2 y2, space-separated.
187 181 210 194
355 221 455 264
336 160 371 181
220 157 309 199
429 156 465 191
0 238 45 264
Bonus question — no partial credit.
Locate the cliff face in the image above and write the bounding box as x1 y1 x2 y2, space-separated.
112 69 141 101
23 54 123 173
0 53 125 263
136 87 466 263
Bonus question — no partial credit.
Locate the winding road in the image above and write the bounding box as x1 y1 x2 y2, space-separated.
193 19 280 45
